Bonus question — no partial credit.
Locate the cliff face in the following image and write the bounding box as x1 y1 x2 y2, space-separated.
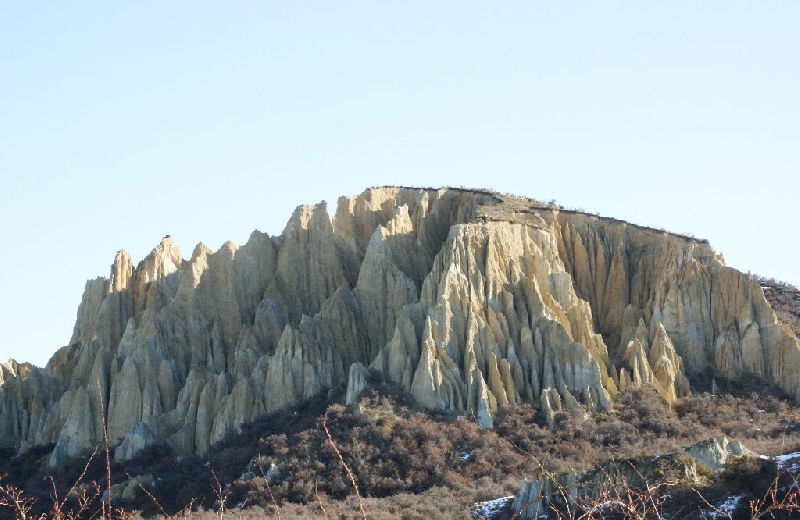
1 187 798 465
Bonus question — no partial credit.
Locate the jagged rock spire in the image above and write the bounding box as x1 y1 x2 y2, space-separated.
1 187 798 466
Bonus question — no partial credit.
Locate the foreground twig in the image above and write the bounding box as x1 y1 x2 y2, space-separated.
256 455 282 518
0 473 36 519
51 445 100 518
96 380 113 517
322 409 366 520
750 470 800 518
127 472 171 519
209 469 231 519
315 477 329 520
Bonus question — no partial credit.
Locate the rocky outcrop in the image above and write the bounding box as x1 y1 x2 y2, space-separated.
687 436 757 472
512 436 760 519
1 187 799 467
0 359 64 451
372 221 614 429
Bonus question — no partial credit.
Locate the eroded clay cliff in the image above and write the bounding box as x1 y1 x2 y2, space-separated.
1 187 798 465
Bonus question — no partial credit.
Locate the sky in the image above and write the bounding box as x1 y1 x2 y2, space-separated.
1 2 798 368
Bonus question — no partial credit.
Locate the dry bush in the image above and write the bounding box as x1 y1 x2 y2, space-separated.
494 384 800 476
757 276 800 338
225 387 531 510
2 378 800 519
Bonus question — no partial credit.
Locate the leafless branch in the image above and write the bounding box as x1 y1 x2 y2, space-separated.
322 409 366 520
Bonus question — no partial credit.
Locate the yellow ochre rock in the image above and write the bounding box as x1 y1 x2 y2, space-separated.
1 187 798 466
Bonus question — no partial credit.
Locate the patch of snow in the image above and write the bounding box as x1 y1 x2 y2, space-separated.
775 451 800 473
471 496 514 519
713 495 743 518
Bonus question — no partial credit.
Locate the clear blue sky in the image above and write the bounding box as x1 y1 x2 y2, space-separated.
1 2 798 367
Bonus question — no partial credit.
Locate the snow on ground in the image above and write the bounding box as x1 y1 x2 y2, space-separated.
471 496 514 519
775 451 800 473
713 495 744 518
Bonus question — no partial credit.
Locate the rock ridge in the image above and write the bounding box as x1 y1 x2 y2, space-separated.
1 186 798 466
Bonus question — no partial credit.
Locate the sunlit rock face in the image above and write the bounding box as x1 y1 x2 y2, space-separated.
1 187 798 465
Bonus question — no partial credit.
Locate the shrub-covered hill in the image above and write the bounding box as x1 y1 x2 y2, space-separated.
759 276 800 338
2 377 800 519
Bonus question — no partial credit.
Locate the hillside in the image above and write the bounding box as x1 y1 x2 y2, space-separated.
2 381 800 518
2 186 800 518
759 277 800 338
